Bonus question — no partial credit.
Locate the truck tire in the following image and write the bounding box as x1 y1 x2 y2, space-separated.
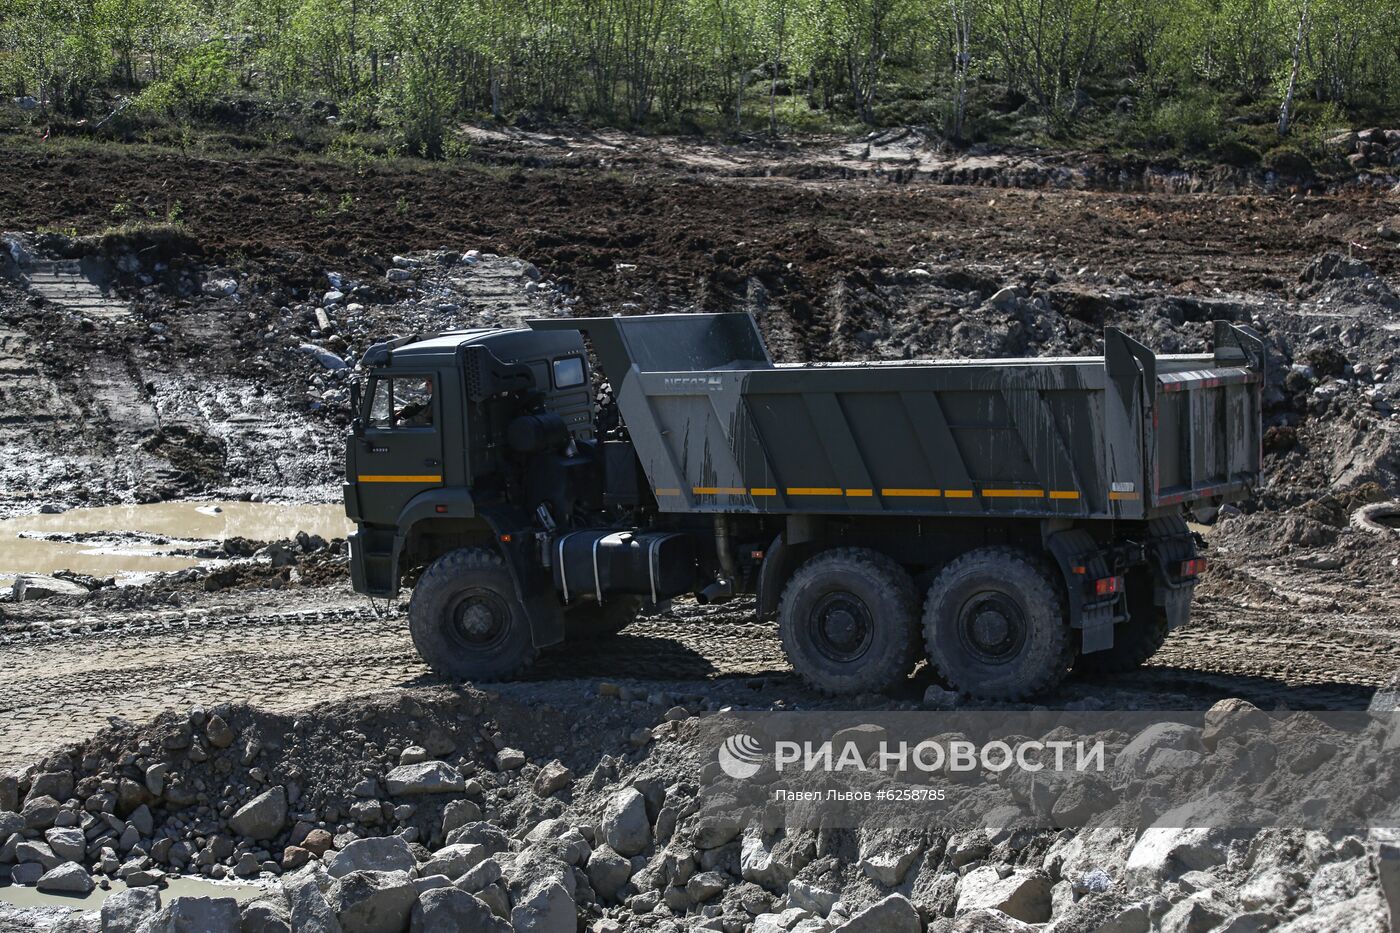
565 596 646 641
408 548 537 681
1075 570 1167 675
923 547 1072 700
778 548 918 695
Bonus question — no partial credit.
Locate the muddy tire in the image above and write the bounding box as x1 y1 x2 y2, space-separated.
408 548 536 681
1351 501 1400 537
565 596 646 641
1075 570 1168 675
778 548 919 695
923 547 1072 700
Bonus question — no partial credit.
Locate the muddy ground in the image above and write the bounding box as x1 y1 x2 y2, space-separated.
2 127 1400 930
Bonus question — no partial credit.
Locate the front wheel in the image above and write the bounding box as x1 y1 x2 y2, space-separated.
778 548 918 695
408 548 537 681
923 547 1072 700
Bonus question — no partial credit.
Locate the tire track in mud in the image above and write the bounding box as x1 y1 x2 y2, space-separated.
1 590 1392 768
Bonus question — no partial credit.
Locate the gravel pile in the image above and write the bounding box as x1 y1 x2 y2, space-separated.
2 686 1397 932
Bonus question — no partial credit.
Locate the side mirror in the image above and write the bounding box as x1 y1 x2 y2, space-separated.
349 380 364 434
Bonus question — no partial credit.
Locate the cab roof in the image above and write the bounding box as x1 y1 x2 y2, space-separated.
372 327 584 367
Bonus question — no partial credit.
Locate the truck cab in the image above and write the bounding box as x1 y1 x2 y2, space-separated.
343 327 593 597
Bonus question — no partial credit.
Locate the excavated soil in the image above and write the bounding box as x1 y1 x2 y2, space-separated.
3 128 1400 929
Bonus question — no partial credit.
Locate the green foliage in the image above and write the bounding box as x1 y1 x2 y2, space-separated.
1215 137 1262 167
1140 94 1222 151
134 41 236 118
3 0 1400 156
1262 144 1313 176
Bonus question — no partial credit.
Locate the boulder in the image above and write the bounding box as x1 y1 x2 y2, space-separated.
45 826 86 862
833 893 922 932
16 840 60 870
385 761 465 795
439 799 482 836
509 879 576 933
1125 827 1226 886
229 786 288 840
101 886 162 933
327 835 416 878
533 761 574 798
143 896 242 932
444 821 509 854
411 887 510 933
286 869 343 933
205 715 236 749
1115 723 1203 777
601 788 651 857
1202 698 1272 751
495 748 527 770
955 867 1052 923
419 843 486 879
327 870 418 933
240 897 294 933
787 879 838 915
1158 891 1233 933
11 574 88 601
36 861 93 893
456 857 503 894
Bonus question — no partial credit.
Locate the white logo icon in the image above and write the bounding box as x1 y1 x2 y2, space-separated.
718 733 765 779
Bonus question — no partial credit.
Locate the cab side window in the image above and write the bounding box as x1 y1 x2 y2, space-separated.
366 376 435 428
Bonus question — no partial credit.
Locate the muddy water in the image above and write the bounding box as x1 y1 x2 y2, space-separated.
0 500 353 586
0 875 260 913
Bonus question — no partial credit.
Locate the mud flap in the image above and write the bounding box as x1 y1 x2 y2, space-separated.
1044 527 1118 653
1080 603 1117 653
1163 584 1193 630
478 508 565 650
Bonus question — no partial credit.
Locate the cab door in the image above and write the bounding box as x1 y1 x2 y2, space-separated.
355 372 445 526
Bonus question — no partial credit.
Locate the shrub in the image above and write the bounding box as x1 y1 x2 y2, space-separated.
1216 137 1262 167
134 42 236 120
1263 145 1313 177
1143 95 1223 151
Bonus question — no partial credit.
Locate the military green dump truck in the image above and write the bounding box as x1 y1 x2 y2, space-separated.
344 313 1264 699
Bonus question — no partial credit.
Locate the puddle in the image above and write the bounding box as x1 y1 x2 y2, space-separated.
0 500 353 587
0 875 261 913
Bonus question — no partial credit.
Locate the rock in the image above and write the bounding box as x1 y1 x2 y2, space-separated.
22 794 60 829
439 800 481 837
990 285 1028 311
858 835 923 886
495 748 526 770
11 573 87 601
205 715 235 748
1273 890 1387 932
45 826 86 862
16 839 60 869
144 895 241 932
1126 826 1226 886
101 885 162 933
203 278 239 297
955 867 1052 922
36 861 93 893
0 811 21 839
385 761 465 795
1116 722 1203 777
129 803 154 836
444 821 509 854
283 845 311 871
327 870 417 933
420 843 486 879
144 763 169 797
510 879 576 933
833 893 922 932
456 856 502 894
585 844 632 901
686 870 728 904
386 268 413 283
327 835 416 878
1159 891 1233 933
741 830 811 891
399 746 429 765
1202 698 1272 751
240 897 294 933
11 862 42 885
1378 841 1400 933
601 788 651 857
298 343 348 370
287 869 343 932
229 786 288 840
411 886 510 933
787 879 838 915
922 685 961 708
533 761 574 798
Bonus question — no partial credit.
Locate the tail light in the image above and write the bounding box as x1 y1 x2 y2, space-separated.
1179 558 1206 578
1093 576 1123 597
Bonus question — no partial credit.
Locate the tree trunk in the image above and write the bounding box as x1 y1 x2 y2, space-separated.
1278 0 1310 137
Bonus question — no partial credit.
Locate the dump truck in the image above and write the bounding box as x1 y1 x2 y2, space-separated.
344 313 1265 699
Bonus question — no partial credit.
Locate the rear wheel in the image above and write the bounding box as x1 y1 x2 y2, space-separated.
778 548 918 695
408 548 536 681
1075 569 1168 675
565 595 646 641
923 547 1072 700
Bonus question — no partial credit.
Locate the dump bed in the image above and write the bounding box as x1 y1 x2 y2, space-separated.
531 314 1265 521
